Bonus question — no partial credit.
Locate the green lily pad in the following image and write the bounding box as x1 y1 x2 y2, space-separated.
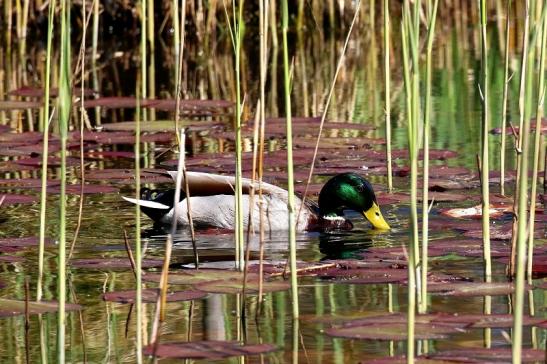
429 348 545 363
195 278 290 295
428 282 527 296
0 299 82 317
101 120 223 133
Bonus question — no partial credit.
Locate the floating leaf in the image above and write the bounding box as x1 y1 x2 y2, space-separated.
0 194 37 205
428 282 525 296
15 156 81 167
0 178 60 188
0 299 82 317
82 97 159 109
102 120 223 133
0 131 44 143
195 278 290 294
8 86 96 98
319 267 408 284
102 288 206 303
86 169 172 184
143 269 246 285
47 184 118 195
0 100 42 110
325 322 464 340
143 341 276 360
0 236 55 249
429 348 545 363
71 258 163 270
433 313 547 328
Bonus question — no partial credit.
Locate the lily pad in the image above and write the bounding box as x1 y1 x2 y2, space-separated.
47 184 118 195
15 156 81 167
319 267 408 284
8 86 95 98
0 236 55 248
71 258 163 270
325 322 465 340
195 278 290 294
0 100 42 110
142 341 276 360
82 96 159 109
102 288 206 303
0 299 82 317
102 120 223 133
428 282 525 296
143 269 247 285
85 169 172 184
433 313 547 328
0 194 37 205
428 348 545 363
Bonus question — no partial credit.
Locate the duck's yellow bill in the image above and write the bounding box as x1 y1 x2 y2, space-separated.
363 202 390 230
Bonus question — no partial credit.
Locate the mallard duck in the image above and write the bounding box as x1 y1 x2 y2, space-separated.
123 171 390 232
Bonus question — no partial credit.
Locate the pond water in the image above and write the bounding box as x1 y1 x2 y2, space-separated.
0 2 546 363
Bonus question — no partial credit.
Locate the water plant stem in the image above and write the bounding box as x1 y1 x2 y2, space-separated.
419 0 439 315
37 0 55 302
384 0 392 193
57 0 71 359
401 4 416 361
512 4 533 361
281 0 299 320
500 0 511 196
528 5 547 283
479 0 492 281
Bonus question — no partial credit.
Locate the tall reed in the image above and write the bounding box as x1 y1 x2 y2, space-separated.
478 0 492 280
37 0 55 302
401 2 417 360
281 0 299 319
512 0 533 364
500 0 511 196
419 0 439 315
224 0 245 270
383 0 392 193
528 4 547 283
57 0 72 360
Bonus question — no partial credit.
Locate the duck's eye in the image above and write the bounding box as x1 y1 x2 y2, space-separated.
375 212 380 216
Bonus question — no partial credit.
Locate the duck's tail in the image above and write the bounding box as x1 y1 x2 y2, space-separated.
123 188 184 223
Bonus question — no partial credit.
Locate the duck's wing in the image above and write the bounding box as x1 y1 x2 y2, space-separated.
121 196 170 209
166 171 289 198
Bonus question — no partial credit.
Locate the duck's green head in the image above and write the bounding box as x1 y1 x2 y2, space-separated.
318 173 390 230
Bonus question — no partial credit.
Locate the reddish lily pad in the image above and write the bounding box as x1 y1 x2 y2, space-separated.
0 194 37 205
71 258 163 269
0 100 42 110
142 341 276 360
0 255 24 263
150 98 233 111
428 282 526 296
8 86 95 98
102 288 206 303
82 97 159 109
143 269 248 285
195 278 290 294
15 156 80 167
325 322 464 340
433 313 547 328
0 132 44 143
319 267 408 284
0 236 55 248
0 299 82 317
86 169 171 184
47 184 118 195
0 161 38 172
429 348 545 363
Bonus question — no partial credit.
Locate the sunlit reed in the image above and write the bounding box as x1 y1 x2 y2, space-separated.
383 0 392 193
57 0 72 360
281 0 299 320
528 7 547 283
37 0 55 302
512 1 532 362
419 0 439 315
401 3 417 361
500 0 511 196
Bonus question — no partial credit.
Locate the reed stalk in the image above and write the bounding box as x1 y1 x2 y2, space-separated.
401 4 416 361
91 0 100 125
57 0 71 360
257 0 269 312
384 0 392 193
479 0 492 281
500 0 511 196
419 0 439 315
528 5 547 283
37 0 55 302
134 81 143 363
281 0 299 320
512 3 533 361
